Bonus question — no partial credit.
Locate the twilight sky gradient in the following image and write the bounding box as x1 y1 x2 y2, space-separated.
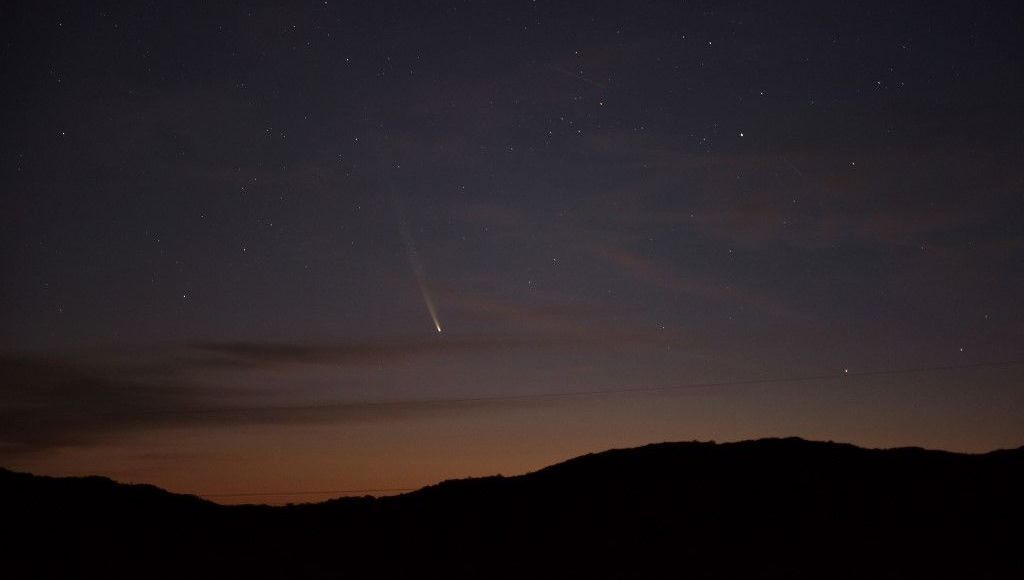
2 1 1023 503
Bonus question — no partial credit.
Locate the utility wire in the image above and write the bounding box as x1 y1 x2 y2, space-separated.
371 359 1024 406
194 359 1024 501
213 358 1022 412
205 488 415 498
40 359 1024 419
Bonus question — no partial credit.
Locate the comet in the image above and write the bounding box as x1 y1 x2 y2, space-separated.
372 143 443 334
397 212 443 334
386 169 443 334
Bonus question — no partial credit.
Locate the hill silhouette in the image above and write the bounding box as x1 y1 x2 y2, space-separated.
4 437 1022 578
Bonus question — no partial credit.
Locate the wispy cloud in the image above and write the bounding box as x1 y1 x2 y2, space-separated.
0 330 676 459
0 347 519 458
584 241 803 319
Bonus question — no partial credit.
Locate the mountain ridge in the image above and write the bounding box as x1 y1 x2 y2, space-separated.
5 437 1023 506
4 437 1023 579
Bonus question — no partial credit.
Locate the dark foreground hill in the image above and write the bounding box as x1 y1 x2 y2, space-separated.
3 438 1023 579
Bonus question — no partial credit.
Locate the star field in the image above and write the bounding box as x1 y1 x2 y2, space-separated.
1 1 1022 501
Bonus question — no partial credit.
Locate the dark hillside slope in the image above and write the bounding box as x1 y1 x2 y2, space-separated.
4 438 1022 579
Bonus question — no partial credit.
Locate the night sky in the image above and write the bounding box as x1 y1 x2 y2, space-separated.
2 1 1023 503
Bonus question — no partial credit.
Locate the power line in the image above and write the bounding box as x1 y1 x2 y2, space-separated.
381 359 1024 406
187 359 1023 502
185 359 1024 415
250 359 1020 412
32 359 1024 420
205 487 415 498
